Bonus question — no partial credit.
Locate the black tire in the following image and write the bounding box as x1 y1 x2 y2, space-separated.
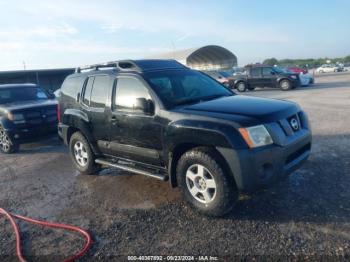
69 131 99 175
176 147 238 217
236 81 247 92
0 126 19 154
279 79 292 91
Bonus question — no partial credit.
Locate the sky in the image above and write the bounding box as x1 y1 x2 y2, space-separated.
0 0 349 70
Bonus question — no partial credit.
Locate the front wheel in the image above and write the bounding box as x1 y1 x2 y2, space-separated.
176 147 238 217
69 132 99 175
279 79 292 91
0 126 19 154
236 81 247 92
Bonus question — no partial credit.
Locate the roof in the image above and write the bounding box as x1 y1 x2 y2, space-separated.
0 83 38 89
74 59 187 75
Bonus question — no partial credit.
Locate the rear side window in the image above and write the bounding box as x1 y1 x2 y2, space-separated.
83 77 94 106
61 76 85 99
90 75 110 108
251 68 261 77
115 77 151 112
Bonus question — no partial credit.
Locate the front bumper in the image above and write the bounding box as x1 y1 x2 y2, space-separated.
6 124 58 143
217 129 312 193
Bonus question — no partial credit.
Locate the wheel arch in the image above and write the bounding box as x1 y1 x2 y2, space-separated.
63 110 101 155
169 143 236 188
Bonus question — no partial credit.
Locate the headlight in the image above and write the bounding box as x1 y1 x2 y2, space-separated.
7 113 25 121
239 125 273 148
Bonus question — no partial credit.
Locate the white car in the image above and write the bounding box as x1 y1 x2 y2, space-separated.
316 64 340 73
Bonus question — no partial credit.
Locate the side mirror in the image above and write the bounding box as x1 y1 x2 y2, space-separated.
134 98 154 115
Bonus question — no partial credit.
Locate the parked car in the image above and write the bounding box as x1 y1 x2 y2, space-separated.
58 59 311 217
285 67 314 86
287 67 308 74
232 64 301 92
0 84 58 153
204 71 231 87
316 64 341 73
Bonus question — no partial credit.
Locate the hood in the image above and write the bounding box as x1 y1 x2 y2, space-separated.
0 99 57 112
179 95 299 123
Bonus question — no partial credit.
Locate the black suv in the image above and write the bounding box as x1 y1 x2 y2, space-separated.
58 60 312 216
233 65 301 92
0 84 57 153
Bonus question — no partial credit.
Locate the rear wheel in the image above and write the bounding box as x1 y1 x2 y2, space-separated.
69 132 99 175
0 126 19 154
176 147 238 217
236 81 247 92
279 79 292 91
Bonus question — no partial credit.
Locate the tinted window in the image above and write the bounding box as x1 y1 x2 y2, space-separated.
90 75 110 108
250 68 261 77
83 77 94 106
61 76 85 99
145 70 232 108
115 77 151 112
262 67 273 76
0 87 48 104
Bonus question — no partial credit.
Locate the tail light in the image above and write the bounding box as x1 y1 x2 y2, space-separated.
57 103 61 123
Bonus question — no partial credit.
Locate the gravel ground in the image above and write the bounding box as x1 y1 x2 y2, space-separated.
1 72 350 261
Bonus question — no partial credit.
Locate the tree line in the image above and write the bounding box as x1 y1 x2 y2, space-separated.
262 55 350 68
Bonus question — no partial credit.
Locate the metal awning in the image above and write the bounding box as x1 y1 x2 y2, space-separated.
148 45 237 70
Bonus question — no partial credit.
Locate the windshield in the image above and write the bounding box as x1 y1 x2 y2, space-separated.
0 87 48 105
144 70 233 108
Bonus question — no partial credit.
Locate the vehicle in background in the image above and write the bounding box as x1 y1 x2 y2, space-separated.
232 64 301 92
287 67 308 74
58 59 311 216
204 71 231 88
0 84 58 153
316 64 341 73
298 72 314 86
285 67 314 86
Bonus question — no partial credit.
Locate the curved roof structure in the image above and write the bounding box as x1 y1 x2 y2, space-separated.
150 45 237 70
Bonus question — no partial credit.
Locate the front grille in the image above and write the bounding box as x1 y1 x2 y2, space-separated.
279 113 303 136
287 115 300 132
15 106 57 127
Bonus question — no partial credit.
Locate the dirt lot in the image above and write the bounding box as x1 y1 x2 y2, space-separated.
1 72 350 261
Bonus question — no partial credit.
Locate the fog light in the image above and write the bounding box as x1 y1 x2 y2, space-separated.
14 134 19 139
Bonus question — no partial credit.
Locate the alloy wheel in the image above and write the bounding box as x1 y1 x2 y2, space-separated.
73 141 88 167
0 128 10 152
185 164 217 204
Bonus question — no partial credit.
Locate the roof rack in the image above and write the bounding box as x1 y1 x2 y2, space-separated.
75 60 141 73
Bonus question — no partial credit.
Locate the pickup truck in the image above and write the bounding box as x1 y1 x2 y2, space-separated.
233 65 301 92
0 84 57 153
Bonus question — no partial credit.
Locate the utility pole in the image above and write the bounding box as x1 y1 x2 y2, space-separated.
23 61 26 70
